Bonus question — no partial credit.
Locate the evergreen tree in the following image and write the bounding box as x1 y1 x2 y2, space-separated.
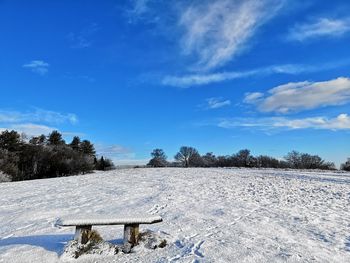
69 136 81 151
29 136 40 145
101 156 106 169
95 156 114 171
38 134 47 145
48 130 65 146
80 140 96 156
0 130 113 181
29 134 46 146
0 148 19 179
0 130 21 152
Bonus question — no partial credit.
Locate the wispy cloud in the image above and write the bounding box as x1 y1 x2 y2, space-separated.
162 61 349 87
95 144 151 165
217 114 350 131
206 97 231 109
112 158 149 166
288 17 350 41
129 0 150 16
0 108 79 137
95 144 133 156
67 23 99 49
179 0 284 71
125 0 159 24
22 60 49 75
163 70 254 87
0 108 78 125
244 77 350 113
95 144 141 164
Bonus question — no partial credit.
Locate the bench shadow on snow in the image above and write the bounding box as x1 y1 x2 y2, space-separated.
0 235 125 256
108 238 124 245
0 234 73 255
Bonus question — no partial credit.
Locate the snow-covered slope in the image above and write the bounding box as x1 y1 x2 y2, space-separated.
0 168 349 262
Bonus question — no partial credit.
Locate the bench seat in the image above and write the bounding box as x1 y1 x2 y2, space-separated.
55 216 162 227
54 215 163 249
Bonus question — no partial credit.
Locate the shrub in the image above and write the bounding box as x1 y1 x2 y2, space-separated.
341 158 350 171
0 171 12 183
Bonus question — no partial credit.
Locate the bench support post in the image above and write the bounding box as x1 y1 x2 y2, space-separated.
123 224 139 247
74 225 92 244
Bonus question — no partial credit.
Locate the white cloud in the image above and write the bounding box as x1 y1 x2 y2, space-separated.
206 97 231 109
244 77 350 113
243 92 264 104
0 109 80 138
11 124 56 136
163 70 256 87
179 0 284 71
288 18 350 41
0 108 78 125
22 60 49 75
0 123 57 136
217 114 350 131
161 61 350 87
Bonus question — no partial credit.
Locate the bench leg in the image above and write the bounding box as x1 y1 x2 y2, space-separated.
123 224 139 247
74 225 92 244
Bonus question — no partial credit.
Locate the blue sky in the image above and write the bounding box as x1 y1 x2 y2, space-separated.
1 0 350 166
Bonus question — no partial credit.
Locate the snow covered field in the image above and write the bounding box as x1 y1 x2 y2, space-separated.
0 168 349 263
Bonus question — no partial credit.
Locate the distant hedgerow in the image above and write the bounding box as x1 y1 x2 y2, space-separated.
147 147 337 170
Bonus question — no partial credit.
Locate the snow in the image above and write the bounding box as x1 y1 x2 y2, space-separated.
55 216 162 227
0 168 349 262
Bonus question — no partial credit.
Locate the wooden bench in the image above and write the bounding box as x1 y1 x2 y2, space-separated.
54 215 162 248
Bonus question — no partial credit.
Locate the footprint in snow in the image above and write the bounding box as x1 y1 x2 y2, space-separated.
1 234 14 240
192 240 205 258
147 204 167 215
345 236 350 251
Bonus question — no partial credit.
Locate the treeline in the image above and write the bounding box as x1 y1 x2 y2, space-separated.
0 130 114 182
147 146 347 170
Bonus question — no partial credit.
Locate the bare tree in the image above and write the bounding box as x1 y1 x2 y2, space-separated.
202 152 217 167
341 158 350 171
285 151 335 170
148 149 168 167
285 151 302 169
256 155 280 168
174 146 201 167
232 149 254 167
